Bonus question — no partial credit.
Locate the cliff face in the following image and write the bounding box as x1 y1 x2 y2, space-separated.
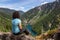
0 32 35 40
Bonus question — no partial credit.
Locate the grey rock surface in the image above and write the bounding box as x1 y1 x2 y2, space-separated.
0 32 35 40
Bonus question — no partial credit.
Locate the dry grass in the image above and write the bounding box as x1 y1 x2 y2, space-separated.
35 28 58 40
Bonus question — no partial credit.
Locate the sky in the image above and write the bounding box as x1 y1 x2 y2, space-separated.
0 0 56 12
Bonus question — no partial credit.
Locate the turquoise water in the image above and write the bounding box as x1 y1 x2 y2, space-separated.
26 24 37 36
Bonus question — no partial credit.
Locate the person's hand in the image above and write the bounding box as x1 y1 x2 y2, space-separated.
20 29 22 32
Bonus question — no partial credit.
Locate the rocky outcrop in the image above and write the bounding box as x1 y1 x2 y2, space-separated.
0 32 35 40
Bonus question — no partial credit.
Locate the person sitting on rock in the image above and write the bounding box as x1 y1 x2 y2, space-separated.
12 11 29 35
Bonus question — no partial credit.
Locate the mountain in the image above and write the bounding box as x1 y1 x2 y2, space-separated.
0 8 24 17
23 0 60 21
22 0 60 35
0 8 24 32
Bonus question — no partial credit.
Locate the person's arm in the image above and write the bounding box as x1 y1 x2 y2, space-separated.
18 23 23 31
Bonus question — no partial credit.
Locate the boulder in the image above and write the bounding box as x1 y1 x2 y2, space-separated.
0 32 35 40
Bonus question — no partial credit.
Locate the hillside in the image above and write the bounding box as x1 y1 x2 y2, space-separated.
0 8 24 32
22 0 60 35
0 8 24 17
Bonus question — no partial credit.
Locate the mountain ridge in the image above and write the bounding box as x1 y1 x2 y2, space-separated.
22 0 60 35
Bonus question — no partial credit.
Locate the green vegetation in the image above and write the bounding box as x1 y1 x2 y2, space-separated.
23 1 60 35
32 7 60 35
0 12 11 32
